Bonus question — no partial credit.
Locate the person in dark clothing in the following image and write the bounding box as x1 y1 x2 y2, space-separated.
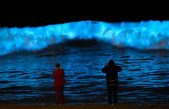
53 63 65 104
102 59 122 105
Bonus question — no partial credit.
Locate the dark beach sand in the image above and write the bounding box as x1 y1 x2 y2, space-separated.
1 104 169 109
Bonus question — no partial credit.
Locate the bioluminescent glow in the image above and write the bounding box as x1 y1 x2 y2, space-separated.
0 20 169 56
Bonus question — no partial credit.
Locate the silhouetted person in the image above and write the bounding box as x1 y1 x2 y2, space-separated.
53 63 65 104
102 59 122 105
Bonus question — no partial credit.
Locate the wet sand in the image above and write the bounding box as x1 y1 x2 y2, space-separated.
1 104 169 109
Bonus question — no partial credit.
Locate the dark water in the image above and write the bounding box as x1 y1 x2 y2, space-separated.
0 41 169 105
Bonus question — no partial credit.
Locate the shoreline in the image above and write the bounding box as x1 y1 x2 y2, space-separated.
0 104 169 109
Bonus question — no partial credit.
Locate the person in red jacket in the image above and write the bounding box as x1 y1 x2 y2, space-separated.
53 63 65 104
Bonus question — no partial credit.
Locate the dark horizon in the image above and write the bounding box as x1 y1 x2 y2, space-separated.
1 14 168 28
0 2 168 27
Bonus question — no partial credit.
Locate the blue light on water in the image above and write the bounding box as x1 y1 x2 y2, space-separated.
0 20 169 56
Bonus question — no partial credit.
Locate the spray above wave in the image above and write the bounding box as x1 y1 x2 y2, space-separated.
0 20 169 56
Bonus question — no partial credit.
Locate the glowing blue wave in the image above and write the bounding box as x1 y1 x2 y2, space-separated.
0 20 169 56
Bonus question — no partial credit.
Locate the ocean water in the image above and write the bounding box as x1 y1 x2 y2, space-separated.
0 21 169 105
0 41 169 105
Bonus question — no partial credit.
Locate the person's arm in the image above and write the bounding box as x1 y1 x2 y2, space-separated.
53 70 57 82
102 65 109 73
61 69 66 84
117 66 122 72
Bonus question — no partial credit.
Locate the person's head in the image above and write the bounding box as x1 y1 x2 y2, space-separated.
56 63 61 68
108 59 115 66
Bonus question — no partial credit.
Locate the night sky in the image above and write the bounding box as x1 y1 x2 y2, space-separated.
0 1 168 27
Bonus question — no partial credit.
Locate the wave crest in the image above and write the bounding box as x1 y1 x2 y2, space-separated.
0 20 169 56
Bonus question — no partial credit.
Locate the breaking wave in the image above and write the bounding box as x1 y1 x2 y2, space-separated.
0 20 169 56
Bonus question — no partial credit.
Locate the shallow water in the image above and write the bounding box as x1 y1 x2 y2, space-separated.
0 42 169 105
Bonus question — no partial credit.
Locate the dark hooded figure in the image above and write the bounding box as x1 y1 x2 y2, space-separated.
102 59 122 104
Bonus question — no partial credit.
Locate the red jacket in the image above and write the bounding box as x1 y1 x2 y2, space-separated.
53 68 65 86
